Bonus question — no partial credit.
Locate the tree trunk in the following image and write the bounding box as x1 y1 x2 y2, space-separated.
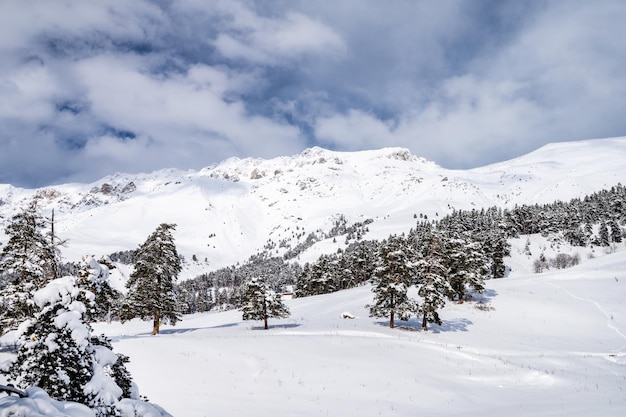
422 312 428 331
263 299 268 330
152 309 161 335
389 310 395 328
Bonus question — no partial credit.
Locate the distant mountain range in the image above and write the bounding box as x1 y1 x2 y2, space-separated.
1 137 625 279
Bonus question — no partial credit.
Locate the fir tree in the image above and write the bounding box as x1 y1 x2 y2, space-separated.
241 277 290 329
367 236 418 328
0 204 60 334
121 223 182 335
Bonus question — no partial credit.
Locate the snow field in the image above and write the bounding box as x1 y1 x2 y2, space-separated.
91 248 626 417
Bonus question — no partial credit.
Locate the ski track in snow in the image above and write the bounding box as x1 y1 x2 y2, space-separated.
546 281 626 349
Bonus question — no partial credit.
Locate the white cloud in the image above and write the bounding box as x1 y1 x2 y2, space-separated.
1 0 625 186
0 0 164 51
68 54 304 176
211 7 346 64
315 76 547 168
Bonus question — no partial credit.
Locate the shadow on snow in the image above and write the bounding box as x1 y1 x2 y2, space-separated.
249 323 302 331
374 316 473 333
109 322 242 340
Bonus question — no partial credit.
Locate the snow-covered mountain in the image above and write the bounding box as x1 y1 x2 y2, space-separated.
1 137 625 279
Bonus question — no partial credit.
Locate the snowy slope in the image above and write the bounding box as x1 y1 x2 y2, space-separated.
79 247 626 417
1 137 625 279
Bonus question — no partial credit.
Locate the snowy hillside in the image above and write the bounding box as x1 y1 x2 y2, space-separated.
75 246 624 416
1 136 626 417
1 137 625 280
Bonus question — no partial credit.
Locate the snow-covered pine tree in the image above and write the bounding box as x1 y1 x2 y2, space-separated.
598 221 610 246
8 277 95 404
445 237 488 303
608 218 623 243
416 231 452 331
0 203 60 334
77 256 122 322
482 231 510 279
241 277 290 329
345 241 377 286
6 276 170 416
367 235 418 329
294 256 336 297
121 223 182 335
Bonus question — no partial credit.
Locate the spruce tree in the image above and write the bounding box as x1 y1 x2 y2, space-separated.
121 223 182 335
0 203 59 334
367 236 418 329
241 277 290 329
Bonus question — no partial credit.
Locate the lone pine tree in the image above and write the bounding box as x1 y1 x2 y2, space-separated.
121 223 182 335
241 277 290 329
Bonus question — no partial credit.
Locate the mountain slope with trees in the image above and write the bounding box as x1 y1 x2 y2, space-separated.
1 137 625 279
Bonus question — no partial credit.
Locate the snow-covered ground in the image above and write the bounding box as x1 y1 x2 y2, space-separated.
78 246 626 416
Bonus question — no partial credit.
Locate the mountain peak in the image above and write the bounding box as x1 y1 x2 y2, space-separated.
1 138 625 275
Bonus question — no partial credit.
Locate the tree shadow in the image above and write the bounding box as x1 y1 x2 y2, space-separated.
470 288 497 304
429 317 473 333
373 319 421 332
0 344 18 354
373 316 473 333
110 322 241 340
159 322 240 334
249 323 301 331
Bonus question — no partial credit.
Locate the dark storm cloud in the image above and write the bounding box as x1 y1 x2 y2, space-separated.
0 0 625 187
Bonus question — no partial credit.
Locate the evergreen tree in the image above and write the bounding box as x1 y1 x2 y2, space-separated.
0 204 60 334
482 232 510 278
608 219 623 243
416 231 452 331
9 277 94 404
6 277 137 415
598 222 610 246
77 255 121 322
446 238 488 303
121 223 182 335
367 236 418 328
294 256 336 297
241 277 290 329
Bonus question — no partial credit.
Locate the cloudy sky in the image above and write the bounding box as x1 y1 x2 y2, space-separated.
1 0 625 187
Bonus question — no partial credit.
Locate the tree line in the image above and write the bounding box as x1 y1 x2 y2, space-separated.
173 183 625 324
